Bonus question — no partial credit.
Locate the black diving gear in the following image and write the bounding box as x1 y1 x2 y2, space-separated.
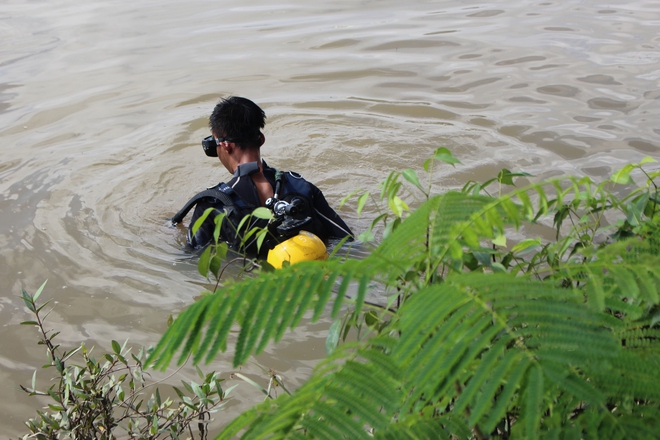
174 161 353 255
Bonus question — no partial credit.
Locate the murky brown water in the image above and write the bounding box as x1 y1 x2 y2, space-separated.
1 0 659 436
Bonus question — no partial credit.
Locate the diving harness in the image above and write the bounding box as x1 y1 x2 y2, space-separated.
264 172 328 268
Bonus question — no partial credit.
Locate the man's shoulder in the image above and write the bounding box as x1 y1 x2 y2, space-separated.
207 181 236 194
281 170 313 187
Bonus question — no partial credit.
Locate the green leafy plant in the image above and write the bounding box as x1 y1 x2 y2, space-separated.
145 152 660 438
18 282 234 439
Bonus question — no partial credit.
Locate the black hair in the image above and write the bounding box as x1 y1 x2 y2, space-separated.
209 96 266 149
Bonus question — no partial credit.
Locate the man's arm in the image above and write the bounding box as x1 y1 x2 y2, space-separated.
309 183 354 239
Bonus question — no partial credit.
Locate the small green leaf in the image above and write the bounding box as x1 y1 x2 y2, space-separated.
491 262 507 273
111 340 121 354
339 189 361 209
256 229 269 251
402 169 424 193
512 238 541 254
210 255 223 278
434 147 462 166
388 196 409 218
251 207 273 220
497 169 532 186
54 358 64 374
611 164 635 185
233 373 269 396
191 381 205 399
213 212 225 244
326 320 341 355
358 229 375 243
198 246 212 278
223 383 239 398
357 192 370 216
33 280 48 302
364 311 379 327
192 207 215 236
22 292 36 312
492 234 507 247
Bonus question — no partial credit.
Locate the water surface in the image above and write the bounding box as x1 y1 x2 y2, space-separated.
1 0 659 436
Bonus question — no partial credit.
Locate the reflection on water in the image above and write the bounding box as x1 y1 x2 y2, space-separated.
1 0 659 436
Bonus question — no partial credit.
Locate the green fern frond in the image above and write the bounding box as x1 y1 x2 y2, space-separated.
521 363 544 439
211 261 653 437
370 192 495 277
558 238 660 315
481 357 530 433
388 273 623 433
150 260 360 369
451 334 511 415
376 415 461 440
219 346 399 440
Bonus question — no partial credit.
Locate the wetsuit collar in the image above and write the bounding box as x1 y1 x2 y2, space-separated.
234 161 262 177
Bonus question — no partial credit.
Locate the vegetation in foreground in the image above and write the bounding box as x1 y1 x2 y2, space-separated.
151 149 660 439
19 149 660 438
18 283 233 439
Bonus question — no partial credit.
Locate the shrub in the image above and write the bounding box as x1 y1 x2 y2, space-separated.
18 282 234 439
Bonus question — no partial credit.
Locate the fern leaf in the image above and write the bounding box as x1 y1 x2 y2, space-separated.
297 416 343 440
542 361 605 407
466 347 524 427
312 270 340 320
358 345 401 382
194 293 232 365
244 274 291 365
415 313 495 406
310 403 371 440
522 363 544 439
205 289 246 364
290 267 329 330
481 356 530 433
234 282 269 366
334 360 398 407
323 386 388 431
256 273 299 354
377 415 455 440
150 298 208 369
331 265 355 317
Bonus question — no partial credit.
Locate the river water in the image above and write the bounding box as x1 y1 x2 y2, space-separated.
1 0 658 436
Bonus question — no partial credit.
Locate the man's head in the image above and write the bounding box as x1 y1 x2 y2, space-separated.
209 96 266 150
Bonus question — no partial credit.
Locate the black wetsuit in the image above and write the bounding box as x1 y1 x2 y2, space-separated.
180 161 353 253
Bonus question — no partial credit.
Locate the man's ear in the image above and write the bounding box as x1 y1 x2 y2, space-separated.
215 141 230 156
258 133 265 147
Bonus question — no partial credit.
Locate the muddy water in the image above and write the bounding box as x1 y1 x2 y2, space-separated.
1 0 658 436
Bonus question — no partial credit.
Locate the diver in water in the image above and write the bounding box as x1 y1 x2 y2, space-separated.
172 96 353 257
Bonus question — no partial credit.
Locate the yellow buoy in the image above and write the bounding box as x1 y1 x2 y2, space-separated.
267 231 328 269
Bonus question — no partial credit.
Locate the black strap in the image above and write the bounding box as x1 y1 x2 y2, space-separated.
169 188 236 226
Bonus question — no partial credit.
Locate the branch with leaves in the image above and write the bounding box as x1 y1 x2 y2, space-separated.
18 282 235 439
